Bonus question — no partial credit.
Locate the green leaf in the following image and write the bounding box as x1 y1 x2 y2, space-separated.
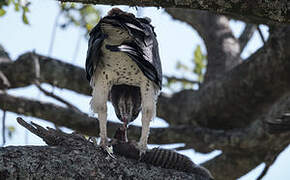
86 23 93 31
59 4 100 36
23 6 29 13
7 125 16 138
22 12 29 24
193 45 206 82
0 8 6 16
7 126 15 132
14 2 19 11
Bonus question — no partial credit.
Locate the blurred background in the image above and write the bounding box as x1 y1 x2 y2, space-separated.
0 0 289 179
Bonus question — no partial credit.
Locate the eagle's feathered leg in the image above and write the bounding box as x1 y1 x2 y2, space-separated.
90 75 110 149
138 79 158 154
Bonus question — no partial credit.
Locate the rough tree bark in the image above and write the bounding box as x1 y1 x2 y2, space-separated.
59 0 290 25
0 118 208 180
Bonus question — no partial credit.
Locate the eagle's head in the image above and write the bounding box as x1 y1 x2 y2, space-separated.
110 85 141 126
101 8 151 30
107 8 135 18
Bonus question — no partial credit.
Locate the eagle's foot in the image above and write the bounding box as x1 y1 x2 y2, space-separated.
103 145 116 159
88 136 98 146
100 138 116 159
137 142 148 157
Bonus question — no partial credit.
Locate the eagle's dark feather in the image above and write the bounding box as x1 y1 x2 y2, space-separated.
85 12 162 89
85 23 105 82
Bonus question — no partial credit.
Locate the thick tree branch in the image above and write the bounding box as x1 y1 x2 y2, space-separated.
201 134 290 180
158 26 290 129
1 92 289 156
14 118 288 180
265 93 290 133
166 9 241 82
238 24 257 54
0 53 90 95
0 146 201 179
1 102 288 180
58 0 290 25
0 45 11 89
200 92 290 179
203 99 290 179
0 119 203 180
0 44 11 63
203 152 264 180
0 92 105 137
0 92 246 153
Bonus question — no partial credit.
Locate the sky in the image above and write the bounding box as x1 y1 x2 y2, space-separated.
0 0 290 179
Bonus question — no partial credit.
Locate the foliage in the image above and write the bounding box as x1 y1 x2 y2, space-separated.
59 3 100 37
166 45 207 90
0 1 100 36
0 0 30 24
193 45 206 82
6 125 15 138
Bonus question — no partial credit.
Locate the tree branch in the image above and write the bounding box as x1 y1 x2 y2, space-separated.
256 151 280 180
201 134 289 180
257 25 266 44
202 152 263 180
265 93 290 133
158 26 290 129
238 24 257 54
0 92 244 153
57 0 290 25
165 9 241 82
0 44 11 63
35 82 80 112
2 92 289 180
1 92 289 155
0 118 204 180
13 117 286 180
1 110 6 146
200 92 290 180
164 75 200 85
0 45 11 89
0 52 90 95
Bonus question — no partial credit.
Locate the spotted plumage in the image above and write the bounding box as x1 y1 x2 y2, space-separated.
85 8 162 154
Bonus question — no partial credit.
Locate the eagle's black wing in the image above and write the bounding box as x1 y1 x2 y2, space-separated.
85 23 106 82
105 18 162 89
